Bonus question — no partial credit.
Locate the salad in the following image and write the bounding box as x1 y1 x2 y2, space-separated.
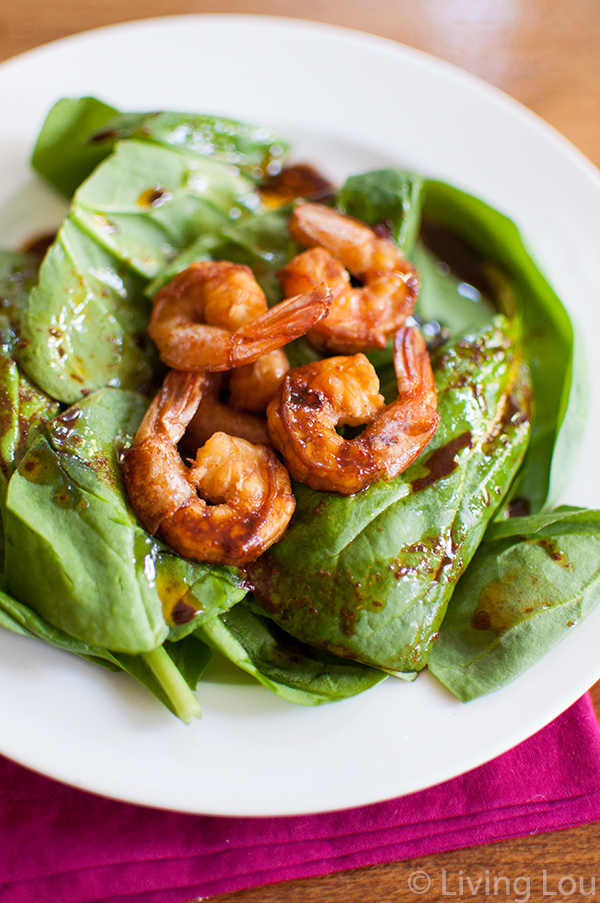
0 96 598 724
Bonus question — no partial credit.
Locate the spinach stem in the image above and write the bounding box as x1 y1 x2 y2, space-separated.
142 646 202 723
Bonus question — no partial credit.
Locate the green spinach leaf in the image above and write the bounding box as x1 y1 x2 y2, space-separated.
0 586 211 719
31 98 289 197
147 206 296 304
31 97 120 197
0 251 60 492
339 169 424 256
423 180 583 513
3 388 246 653
72 140 260 279
411 240 496 338
86 109 289 178
0 249 40 344
428 507 600 700
249 316 531 673
18 217 155 404
0 251 61 565
197 597 386 704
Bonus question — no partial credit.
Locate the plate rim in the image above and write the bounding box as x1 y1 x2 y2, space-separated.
1 12 600 816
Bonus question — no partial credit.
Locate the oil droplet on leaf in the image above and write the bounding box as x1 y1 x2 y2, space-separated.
530 537 571 568
53 484 75 509
472 570 556 634
155 570 205 626
20 440 63 485
137 186 174 208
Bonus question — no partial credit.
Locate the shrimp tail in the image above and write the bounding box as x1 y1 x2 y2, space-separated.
124 371 206 534
135 370 207 446
393 326 438 407
231 284 332 365
366 327 440 478
267 324 440 494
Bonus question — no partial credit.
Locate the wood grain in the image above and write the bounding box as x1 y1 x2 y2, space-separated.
1 2 600 900
210 821 600 903
1 0 600 168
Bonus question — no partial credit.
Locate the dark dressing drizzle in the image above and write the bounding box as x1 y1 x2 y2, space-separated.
259 163 335 208
410 431 473 493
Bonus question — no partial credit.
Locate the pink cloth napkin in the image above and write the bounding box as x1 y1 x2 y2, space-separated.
2 694 600 903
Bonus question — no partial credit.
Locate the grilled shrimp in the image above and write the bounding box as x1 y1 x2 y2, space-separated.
123 369 295 565
181 350 289 452
267 326 440 495
181 372 272 453
149 260 331 371
278 203 419 354
228 348 290 414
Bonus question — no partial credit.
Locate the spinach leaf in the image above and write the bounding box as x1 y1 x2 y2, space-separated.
411 240 496 338
0 251 60 491
339 169 424 256
18 217 155 404
0 586 211 720
0 583 122 666
31 98 289 197
147 206 296 304
31 97 120 197
72 140 260 280
196 598 386 704
0 249 40 344
86 109 289 178
428 507 600 700
249 316 531 673
0 358 59 497
3 388 246 653
208 206 298 304
0 251 61 564
423 180 583 513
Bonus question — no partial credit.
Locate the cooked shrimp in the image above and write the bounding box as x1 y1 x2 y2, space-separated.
278 203 419 354
228 348 290 414
267 326 440 495
123 369 295 565
149 260 331 371
180 351 288 454
181 372 272 453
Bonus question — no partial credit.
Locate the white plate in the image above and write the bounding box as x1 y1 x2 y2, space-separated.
1 15 600 817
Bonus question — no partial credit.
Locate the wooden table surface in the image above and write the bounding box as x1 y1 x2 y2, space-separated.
2 1 600 900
